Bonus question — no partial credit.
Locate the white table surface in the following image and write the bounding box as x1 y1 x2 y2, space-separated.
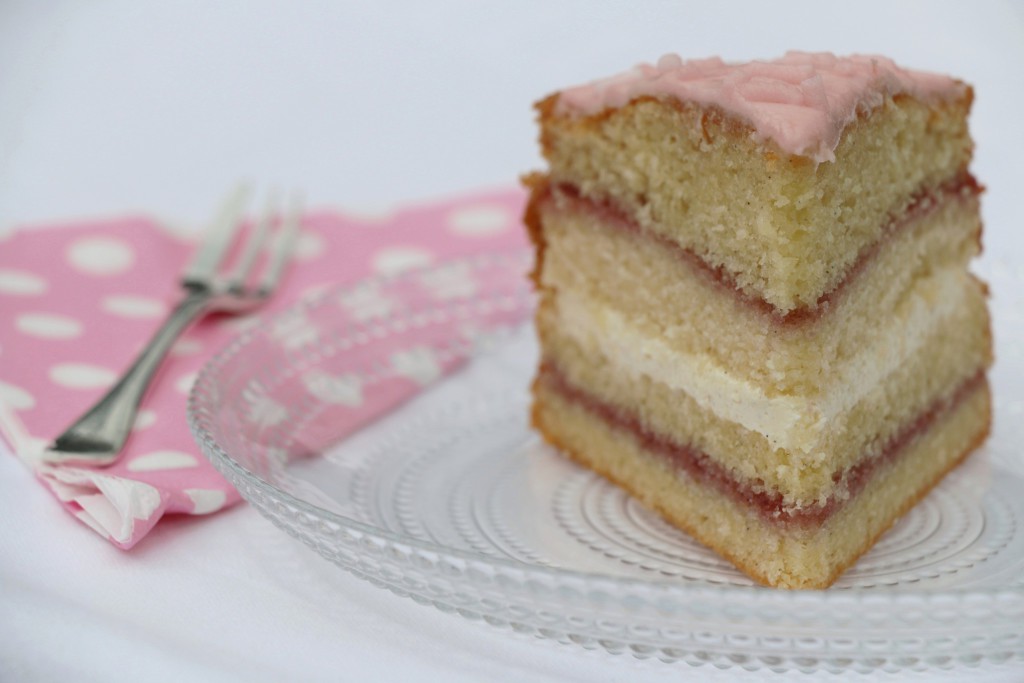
2 2 1023 681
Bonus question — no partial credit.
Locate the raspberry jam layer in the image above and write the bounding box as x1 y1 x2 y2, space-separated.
539 361 985 527
539 173 981 325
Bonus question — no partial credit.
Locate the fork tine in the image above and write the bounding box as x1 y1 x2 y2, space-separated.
226 189 277 290
182 183 250 285
259 191 303 295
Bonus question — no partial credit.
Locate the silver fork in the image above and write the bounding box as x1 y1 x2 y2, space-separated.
43 186 303 466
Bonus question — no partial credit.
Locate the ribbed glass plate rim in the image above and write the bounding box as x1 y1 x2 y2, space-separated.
187 248 1024 614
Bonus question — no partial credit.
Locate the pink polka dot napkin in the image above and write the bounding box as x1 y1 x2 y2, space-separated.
0 187 529 549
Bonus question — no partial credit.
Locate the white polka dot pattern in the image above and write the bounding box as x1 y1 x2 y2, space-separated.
15 312 83 339
66 236 135 275
447 204 511 236
49 363 117 389
371 247 434 276
132 409 157 431
270 311 319 349
170 339 203 356
303 371 364 406
101 295 167 319
0 269 47 295
184 488 227 514
294 232 326 260
337 286 394 322
175 372 198 395
221 315 262 333
126 450 199 471
0 380 35 410
247 395 289 427
419 263 478 300
390 347 442 386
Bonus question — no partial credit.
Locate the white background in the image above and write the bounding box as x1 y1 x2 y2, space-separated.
2 1 1023 681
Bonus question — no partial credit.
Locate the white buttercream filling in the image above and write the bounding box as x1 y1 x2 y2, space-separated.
553 266 970 453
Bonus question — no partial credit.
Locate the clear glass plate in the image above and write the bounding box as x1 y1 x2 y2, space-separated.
188 250 1024 674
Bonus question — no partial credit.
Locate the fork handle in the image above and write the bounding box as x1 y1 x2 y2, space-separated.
46 288 211 465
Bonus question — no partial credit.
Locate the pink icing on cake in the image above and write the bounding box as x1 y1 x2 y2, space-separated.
554 51 967 163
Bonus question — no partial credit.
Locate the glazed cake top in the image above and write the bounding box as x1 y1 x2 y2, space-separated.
554 52 967 163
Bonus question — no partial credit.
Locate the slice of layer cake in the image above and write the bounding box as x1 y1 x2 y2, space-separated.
525 52 992 589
